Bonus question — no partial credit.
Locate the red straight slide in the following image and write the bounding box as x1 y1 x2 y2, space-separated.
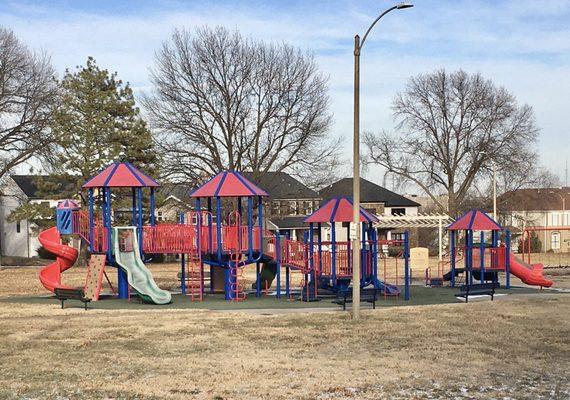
509 253 553 288
37 227 78 292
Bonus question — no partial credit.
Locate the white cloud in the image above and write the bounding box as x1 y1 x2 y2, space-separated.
2 0 568 183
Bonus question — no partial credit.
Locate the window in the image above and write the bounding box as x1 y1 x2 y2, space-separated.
551 232 561 250
391 208 406 216
157 211 164 221
16 221 21 233
552 213 560 226
391 232 404 241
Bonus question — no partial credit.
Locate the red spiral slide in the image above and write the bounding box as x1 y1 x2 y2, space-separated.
37 227 78 292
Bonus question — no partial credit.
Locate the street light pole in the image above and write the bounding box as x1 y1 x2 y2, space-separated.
352 2 413 320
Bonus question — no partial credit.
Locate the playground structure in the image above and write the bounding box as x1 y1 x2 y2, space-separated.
305 197 409 300
37 163 411 305
427 209 553 289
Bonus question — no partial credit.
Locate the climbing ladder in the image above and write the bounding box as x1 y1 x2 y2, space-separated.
228 211 246 302
185 211 204 301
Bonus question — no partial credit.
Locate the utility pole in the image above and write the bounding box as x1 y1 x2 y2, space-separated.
352 2 413 320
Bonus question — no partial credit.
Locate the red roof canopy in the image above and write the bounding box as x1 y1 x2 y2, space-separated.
190 171 268 198
447 209 502 231
57 199 80 209
305 197 379 223
83 162 159 188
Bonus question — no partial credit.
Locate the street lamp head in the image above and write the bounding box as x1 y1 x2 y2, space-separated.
396 2 414 9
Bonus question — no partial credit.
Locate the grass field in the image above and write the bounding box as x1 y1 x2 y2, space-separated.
0 263 568 399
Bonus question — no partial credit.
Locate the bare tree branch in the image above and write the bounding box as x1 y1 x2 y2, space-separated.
143 26 341 188
0 26 58 180
364 69 541 216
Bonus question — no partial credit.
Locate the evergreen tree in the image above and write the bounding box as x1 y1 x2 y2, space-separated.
48 56 157 196
10 57 158 234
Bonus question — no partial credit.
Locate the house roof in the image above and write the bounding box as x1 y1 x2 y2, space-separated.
83 162 159 188
305 197 379 223
319 178 420 207
447 209 502 231
11 175 77 199
242 172 319 200
190 171 268 198
499 187 570 211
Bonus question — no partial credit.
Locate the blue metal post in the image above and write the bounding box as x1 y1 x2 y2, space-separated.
237 196 242 250
257 196 263 260
317 223 322 276
331 222 337 287
88 188 94 253
137 187 143 258
149 187 156 226
247 197 253 260
309 223 314 290
207 197 213 253
255 261 261 298
372 227 378 285
450 230 456 287
180 212 186 294
480 231 485 283
361 222 366 286
404 230 410 300
216 197 223 264
276 230 281 299
468 230 474 285
131 188 136 226
505 229 511 289
196 198 203 294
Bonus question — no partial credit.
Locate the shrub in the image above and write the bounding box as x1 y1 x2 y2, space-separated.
36 246 56 260
517 233 542 253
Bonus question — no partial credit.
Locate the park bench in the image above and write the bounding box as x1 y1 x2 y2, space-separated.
456 282 499 303
332 288 380 311
54 288 91 310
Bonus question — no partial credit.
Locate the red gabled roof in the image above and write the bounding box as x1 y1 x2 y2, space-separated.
83 162 159 188
447 209 502 231
190 171 268 198
305 197 379 223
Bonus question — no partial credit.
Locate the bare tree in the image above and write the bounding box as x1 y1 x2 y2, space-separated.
0 27 58 181
364 69 540 216
143 26 340 188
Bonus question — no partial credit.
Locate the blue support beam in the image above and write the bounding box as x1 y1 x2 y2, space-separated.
404 230 410 301
480 231 485 283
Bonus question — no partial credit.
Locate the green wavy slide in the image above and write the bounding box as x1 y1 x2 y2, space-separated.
112 227 172 305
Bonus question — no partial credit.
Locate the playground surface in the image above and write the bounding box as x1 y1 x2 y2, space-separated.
0 265 569 399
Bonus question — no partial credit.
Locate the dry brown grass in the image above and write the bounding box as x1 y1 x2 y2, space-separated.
0 266 569 399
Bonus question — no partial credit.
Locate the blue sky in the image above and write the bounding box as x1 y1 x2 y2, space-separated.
2 0 569 187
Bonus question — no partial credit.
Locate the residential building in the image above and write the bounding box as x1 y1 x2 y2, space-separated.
498 187 570 252
244 172 321 241
319 177 421 241
0 175 70 257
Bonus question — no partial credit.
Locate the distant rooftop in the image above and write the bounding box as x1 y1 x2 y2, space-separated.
242 171 319 200
499 187 570 211
319 178 420 207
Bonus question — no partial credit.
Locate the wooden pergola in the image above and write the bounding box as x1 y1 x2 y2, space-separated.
374 213 453 262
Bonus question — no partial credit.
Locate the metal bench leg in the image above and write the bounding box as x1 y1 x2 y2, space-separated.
372 301 376 310
84 302 88 311
61 300 65 309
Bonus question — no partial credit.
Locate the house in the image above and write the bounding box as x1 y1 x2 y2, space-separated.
498 187 570 252
0 175 71 257
243 172 321 241
319 177 421 241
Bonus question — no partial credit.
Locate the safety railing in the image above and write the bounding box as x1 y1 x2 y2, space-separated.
142 224 198 254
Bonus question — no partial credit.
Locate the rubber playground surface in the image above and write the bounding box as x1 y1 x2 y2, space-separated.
0 284 540 310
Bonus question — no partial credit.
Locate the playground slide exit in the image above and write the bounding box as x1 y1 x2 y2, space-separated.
37 226 78 292
112 227 172 305
509 253 553 288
